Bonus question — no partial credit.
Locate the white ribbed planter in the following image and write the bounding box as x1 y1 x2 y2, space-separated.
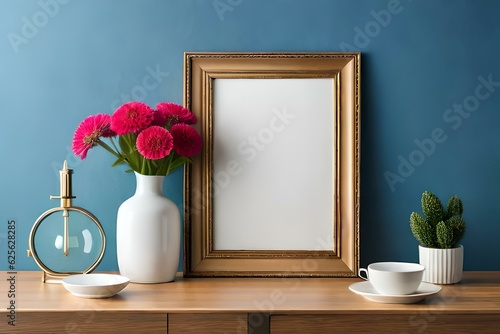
418 245 463 284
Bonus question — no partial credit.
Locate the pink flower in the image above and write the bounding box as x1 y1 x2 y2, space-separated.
136 126 173 160
151 109 167 126
72 114 114 159
170 123 202 157
111 102 154 135
156 102 196 126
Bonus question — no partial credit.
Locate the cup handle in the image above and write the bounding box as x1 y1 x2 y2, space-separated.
358 268 369 280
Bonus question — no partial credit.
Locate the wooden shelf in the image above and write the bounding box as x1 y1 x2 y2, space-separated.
2 271 500 333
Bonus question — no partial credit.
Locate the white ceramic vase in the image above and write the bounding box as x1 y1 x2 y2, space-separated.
419 245 463 284
116 172 180 283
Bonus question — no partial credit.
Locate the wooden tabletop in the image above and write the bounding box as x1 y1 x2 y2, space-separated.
3 271 500 314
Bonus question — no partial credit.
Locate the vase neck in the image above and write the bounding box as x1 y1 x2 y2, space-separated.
134 172 165 195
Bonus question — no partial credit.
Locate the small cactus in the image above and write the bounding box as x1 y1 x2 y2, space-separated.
410 191 466 249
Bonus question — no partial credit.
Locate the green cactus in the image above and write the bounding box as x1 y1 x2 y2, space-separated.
409 191 466 249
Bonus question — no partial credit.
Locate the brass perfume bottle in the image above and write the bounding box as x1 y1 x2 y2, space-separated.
27 161 106 283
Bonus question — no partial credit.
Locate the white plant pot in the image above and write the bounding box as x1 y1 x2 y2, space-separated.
418 245 463 284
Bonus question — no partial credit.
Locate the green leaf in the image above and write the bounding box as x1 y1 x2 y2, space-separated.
112 156 126 167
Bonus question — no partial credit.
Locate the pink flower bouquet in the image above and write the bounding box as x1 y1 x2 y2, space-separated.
72 101 202 176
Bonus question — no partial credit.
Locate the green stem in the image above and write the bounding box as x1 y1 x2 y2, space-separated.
98 140 121 159
165 154 173 176
109 137 121 155
140 157 147 175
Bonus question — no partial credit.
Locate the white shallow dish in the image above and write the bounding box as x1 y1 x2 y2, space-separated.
62 273 130 298
349 281 441 304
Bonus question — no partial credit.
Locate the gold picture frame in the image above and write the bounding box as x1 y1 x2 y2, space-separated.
183 52 360 277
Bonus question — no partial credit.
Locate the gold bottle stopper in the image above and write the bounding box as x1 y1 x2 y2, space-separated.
50 160 76 208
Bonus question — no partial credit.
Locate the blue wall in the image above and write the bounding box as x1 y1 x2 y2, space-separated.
1 0 499 272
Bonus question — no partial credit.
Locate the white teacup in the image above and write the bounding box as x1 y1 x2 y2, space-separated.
358 262 425 295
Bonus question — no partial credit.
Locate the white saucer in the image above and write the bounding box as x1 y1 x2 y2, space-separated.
349 281 441 304
62 274 130 298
